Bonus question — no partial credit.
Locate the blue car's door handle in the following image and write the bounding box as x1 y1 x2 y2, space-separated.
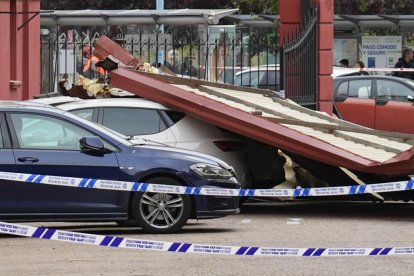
17 157 39 163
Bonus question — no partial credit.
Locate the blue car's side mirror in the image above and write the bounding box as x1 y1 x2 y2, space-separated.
79 136 106 153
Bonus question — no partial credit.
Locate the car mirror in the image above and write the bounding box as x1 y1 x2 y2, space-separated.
79 136 107 153
407 95 414 103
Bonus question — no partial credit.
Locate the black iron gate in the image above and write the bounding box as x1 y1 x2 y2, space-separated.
40 24 278 95
280 4 318 110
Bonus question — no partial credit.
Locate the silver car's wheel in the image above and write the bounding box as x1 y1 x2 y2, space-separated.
131 177 191 234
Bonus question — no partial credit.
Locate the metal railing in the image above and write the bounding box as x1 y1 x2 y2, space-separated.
40 25 279 95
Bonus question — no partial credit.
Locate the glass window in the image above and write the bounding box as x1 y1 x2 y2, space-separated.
0 126 3 148
234 74 241 86
102 108 167 136
11 114 93 150
336 81 348 96
235 71 265 87
377 79 414 102
348 79 371 98
165 111 185 124
70 108 94 121
260 71 278 85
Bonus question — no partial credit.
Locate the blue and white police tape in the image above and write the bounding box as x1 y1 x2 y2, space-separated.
1 221 414 257
0 171 412 198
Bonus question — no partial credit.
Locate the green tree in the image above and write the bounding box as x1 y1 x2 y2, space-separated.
334 0 414 15
231 0 279 14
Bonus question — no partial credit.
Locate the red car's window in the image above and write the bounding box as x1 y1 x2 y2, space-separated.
348 79 371 98
376 79 414 101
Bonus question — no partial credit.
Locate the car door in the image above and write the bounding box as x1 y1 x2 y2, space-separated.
334 78 376 128
99 107 177 146
8 112 122 214
0 114 19 213
374 79 414 134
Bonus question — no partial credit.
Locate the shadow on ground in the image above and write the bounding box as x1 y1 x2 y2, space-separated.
241 200 414 221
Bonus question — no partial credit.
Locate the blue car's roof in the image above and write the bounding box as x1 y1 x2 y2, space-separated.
0 101 226 165
0 100 66 113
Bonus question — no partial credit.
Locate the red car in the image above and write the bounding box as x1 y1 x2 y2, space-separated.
333 75 414 134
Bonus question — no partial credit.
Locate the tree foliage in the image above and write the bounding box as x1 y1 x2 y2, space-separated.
334 0 414 15
231 0 279 14
43 0 414 15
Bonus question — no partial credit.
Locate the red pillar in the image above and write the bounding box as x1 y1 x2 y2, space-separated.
0 0 11 99
315 0 334 114
22 0 40 100
0 0 40 100
279 0 301 45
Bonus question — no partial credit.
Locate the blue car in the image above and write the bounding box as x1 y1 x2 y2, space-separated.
0 101 239 234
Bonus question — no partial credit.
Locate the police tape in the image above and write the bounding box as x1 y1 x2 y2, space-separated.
336 67 414 72
374 68 414 72
1 221 414 257
0 171 412 198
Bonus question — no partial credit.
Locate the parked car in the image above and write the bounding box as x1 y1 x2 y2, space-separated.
331 66 364 78
0 101 239 234
234 65 279 91
232 65 361 91
29 96 82 106
52 97 285 189
333 75 414 134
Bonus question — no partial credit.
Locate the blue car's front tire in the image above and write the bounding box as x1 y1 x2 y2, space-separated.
131 177 191 234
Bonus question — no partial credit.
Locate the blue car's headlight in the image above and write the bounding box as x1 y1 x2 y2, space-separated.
190 163 234 180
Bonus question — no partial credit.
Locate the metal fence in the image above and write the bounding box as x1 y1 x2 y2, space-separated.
40 25 279 95
280 5 318 110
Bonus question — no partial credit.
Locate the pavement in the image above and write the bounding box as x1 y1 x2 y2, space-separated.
1 201 414 275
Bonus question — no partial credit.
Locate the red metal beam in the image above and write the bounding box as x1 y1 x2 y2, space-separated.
94 36 141 69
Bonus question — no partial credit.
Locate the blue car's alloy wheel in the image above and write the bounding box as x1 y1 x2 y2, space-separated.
132 177 191 234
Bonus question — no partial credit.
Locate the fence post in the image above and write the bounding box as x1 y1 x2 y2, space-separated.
280 46 284 91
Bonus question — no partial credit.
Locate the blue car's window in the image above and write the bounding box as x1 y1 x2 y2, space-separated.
11 114 93 150
70 108 94 121
102 107 167 136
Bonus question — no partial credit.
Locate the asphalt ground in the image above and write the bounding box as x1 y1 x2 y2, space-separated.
1 200 414 275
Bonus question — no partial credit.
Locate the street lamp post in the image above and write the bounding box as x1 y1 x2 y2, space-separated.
156 0 164 65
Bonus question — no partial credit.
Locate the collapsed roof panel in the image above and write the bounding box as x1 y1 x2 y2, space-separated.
110 69 414 176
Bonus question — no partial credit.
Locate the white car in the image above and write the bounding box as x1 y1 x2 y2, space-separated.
234 64 279 91
29 96 82 106
53 97 256 186
232 65 364 91
332 66 362 78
